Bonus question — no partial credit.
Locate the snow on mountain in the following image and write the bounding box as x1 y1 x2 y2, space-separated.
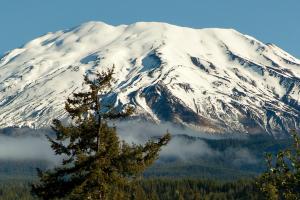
0 21 300 136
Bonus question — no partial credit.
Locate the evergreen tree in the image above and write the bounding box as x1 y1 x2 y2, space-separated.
257 131 300 200
32 68 171 200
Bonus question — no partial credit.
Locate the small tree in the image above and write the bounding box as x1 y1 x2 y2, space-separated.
32 68 171 200
257 131 300 200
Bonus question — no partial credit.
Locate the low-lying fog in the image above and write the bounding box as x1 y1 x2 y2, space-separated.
0 121 259 167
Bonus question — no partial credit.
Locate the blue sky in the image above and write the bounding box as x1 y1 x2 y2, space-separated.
0 0 299 57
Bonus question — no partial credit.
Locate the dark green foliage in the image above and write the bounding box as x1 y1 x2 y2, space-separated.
1 178 262 200
0 181 37 200
145 162 258 180
137 178 262 200
257 131 300 199
31 68 170 200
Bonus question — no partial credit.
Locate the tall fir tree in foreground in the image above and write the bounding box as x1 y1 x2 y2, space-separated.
32 67 171 200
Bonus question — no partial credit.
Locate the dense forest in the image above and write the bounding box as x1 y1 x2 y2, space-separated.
0 178 262 200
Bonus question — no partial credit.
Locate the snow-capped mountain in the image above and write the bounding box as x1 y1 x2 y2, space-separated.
1 21 300 136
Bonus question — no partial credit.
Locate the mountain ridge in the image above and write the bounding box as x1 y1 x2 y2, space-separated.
0 21 300 137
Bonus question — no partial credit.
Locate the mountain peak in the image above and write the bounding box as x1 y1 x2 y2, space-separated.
0 21 299 136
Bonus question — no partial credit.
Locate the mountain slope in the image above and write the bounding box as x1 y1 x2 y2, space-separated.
0 21 300 136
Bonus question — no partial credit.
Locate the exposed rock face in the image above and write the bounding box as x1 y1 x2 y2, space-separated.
0 21 300 136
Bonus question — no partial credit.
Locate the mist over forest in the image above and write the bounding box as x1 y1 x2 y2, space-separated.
0 121 291 180
0 121 252 162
